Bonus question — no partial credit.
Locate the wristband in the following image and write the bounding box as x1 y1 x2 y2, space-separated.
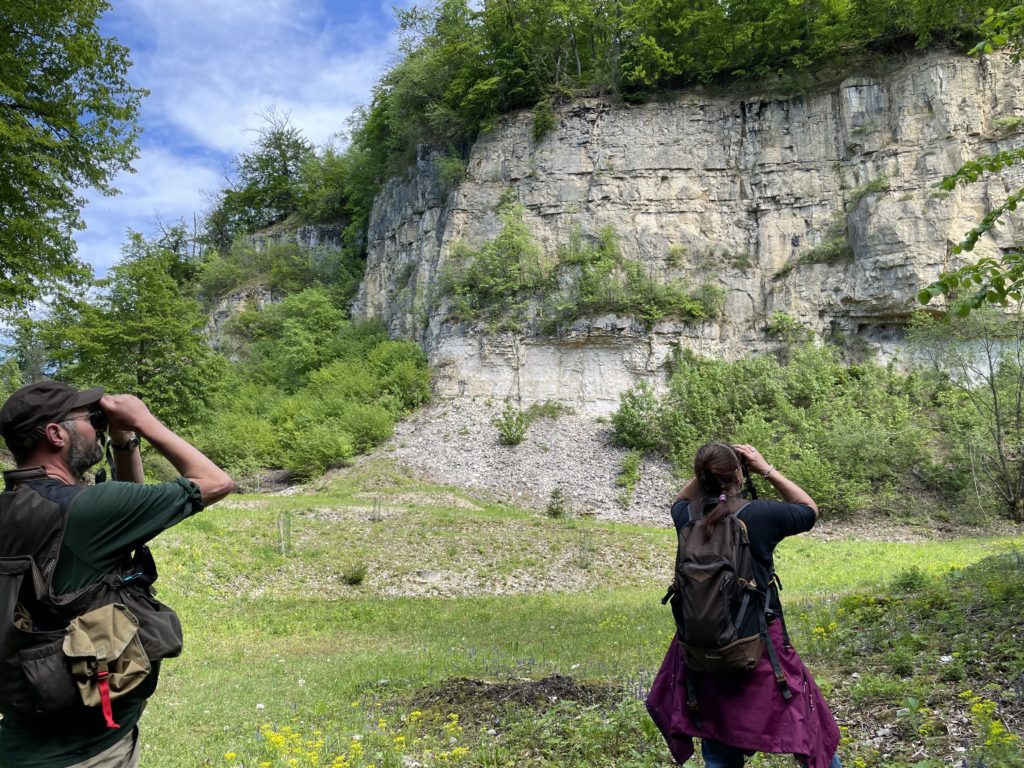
111 436 140 452
762 465 775 478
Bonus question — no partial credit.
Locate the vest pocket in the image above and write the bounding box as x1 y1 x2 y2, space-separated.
118 587 183 661
19 636 78 712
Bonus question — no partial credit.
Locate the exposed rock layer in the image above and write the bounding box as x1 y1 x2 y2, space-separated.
353 51 1024 414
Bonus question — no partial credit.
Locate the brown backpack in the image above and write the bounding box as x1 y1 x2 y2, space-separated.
662 498 792 711
665 499 764 672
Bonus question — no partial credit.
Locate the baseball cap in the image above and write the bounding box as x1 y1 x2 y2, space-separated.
0 381 105 453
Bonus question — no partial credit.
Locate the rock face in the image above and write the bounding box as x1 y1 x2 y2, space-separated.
207 285 281 360
251 222 347 252
352 51 1024 414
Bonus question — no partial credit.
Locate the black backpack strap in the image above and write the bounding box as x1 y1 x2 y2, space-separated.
767 573 792 647
733 589 754 634
758 609 792 700
685 668 701 725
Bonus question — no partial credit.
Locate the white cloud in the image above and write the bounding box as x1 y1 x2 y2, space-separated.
113 0 400 153
76 0 404 274
76 148 225 274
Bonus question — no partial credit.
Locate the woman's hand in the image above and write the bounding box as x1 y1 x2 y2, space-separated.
732 443 770 475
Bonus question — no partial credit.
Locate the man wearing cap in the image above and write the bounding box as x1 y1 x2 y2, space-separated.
0 381 233 767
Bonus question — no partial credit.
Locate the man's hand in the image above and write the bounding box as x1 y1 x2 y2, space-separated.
98 393 234 504
98 394 158 434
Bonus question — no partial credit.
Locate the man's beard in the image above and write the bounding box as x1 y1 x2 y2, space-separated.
68 428 103 478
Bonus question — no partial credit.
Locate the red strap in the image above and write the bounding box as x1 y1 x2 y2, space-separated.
96 670 121 730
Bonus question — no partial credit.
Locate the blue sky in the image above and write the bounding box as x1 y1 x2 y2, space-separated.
76 0 409 275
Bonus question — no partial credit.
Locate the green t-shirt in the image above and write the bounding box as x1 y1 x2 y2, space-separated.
0 477 203 768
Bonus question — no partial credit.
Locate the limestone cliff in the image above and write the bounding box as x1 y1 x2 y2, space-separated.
352 51 1024 414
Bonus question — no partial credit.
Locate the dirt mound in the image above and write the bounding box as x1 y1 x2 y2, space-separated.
412 674 623 721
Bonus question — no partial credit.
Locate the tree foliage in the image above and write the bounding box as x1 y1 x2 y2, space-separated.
355 0 1004 187
0 0 146 311
909 309 1024 523
196 237 363 308
197 311 431 483
3 225 432 485
193 0 1011 285
32 232 227 430
612 343 932 517
203 110 314 252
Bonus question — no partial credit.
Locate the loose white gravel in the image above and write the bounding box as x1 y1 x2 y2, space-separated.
377 399 679 527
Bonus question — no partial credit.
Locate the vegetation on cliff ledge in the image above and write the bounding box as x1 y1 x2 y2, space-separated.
437 194 726 333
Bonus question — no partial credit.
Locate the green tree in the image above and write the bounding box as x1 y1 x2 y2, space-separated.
236 287 349 391
36 232 227 430
204 110 314 251
909 309 1024 523
0 0 146 311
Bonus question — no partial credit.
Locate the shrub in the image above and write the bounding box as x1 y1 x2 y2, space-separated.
282 423 354 480
435 150 466 191
341 561 368 586
367 340 432 411
333 321 391 360
616 450 643 507
305 360 381 405
440 213 727 333
849 174 891 206
334 403 395 452
197 239 349 305
993 115 1024 135
800 216 853 265
892 566 928 593
546 486 571 518
197 253 245 303
199 411 281 479
765 311 812 344
440 200 551 331
613 343 930 516
495 400 529 446
610 381 664 454
533 98 556 141
194 319 432 484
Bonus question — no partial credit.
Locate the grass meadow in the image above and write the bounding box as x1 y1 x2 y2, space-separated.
137 461 1024 767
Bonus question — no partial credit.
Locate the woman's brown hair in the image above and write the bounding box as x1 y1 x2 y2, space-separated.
691 442 744 538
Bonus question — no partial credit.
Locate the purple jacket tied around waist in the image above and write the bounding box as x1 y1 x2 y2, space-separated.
646 620 840 767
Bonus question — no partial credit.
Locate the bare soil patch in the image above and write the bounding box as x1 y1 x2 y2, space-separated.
409 674 625 723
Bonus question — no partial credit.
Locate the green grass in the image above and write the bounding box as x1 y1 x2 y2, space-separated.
791 552 1024 767
134 464 1023 767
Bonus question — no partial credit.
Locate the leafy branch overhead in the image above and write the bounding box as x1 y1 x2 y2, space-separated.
918 6 1024 315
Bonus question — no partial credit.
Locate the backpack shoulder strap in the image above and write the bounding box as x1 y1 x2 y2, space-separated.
729 500 751 534
689 497 750 522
